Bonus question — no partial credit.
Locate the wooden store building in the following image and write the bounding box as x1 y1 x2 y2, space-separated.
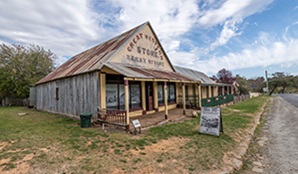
33 22 233 127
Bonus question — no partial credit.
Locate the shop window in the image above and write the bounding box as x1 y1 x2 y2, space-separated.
106 75 142 110
106 84 122 109
129 82 141 109
106 75 124 110
158 83 164 105
167 83 176 103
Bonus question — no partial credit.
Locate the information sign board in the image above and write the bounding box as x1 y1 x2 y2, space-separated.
132 119 141 128
199 107 223 136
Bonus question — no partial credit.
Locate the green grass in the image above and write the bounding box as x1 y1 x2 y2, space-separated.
229 95 269 113
0 95 270 173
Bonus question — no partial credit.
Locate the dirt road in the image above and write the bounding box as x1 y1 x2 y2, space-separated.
260 94 298 173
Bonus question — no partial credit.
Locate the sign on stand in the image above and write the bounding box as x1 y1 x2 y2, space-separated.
199 107 223 137
132 119 141 135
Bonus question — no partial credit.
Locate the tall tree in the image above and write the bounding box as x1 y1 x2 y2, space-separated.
0 44 55 99
247 77 265 92
268 72 293 95
235 75 250 95
214 68 236 84
290 76 298 89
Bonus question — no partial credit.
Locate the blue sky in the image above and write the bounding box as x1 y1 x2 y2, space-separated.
0 0 297 79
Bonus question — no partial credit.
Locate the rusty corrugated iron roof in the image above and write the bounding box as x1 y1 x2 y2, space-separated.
36 22 147 84
105 63 194 81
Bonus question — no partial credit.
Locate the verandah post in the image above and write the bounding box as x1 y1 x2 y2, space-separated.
99 73 106 110
198 83 202 109
182 82 186 115
124 80 130 126
164 81 168 119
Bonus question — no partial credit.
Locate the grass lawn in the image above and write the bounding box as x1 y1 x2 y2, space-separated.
0 95 269 173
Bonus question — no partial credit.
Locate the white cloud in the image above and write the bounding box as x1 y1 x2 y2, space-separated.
166 40 181 52
108 0 274 67
0 0 282 76
110 0 199 54
0 0 202 66
112 0 199 39
0 0 104 57
198 0 273 28
167 0 274 71
195 36 298 74
209 19 242 50
284 22 298 40
197 0 273 51
54 56 69 67
169 50 198 67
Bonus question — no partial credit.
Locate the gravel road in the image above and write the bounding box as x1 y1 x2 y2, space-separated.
264 94 298 173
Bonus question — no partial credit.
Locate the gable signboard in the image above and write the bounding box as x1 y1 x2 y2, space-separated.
111 25 174 71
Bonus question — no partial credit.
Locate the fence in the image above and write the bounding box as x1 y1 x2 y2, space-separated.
201 94 234 107
176 94 251 108
97 108 128 128
233 94 250 104
1 97 28 106
177 95 199 109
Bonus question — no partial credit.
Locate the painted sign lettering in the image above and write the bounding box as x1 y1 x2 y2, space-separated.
126 55 164 67
127 32 163 60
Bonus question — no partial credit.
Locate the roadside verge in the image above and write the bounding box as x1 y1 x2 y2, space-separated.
216 97 271 174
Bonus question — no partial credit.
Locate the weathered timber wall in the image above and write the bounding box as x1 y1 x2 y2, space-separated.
36 71 100 119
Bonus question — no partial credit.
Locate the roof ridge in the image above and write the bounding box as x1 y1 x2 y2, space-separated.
65 21 149 65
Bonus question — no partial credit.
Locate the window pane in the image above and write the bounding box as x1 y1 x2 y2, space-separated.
119 84 125 109
158 83 164 105
106 84 118 109
185 85 189 101
130 84 141 109
168 83 176 103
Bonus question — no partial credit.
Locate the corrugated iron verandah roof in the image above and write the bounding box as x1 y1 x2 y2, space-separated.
36 22 147 85
104 63 195 82
174 66 233 86
174 66 216 85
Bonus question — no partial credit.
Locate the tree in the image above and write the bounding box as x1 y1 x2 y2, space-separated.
213 68 250 95
289 76 298 89
247 77 265 92
268 72 294 95
0 43 55 99
214 68 236 84
235 75 250 95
